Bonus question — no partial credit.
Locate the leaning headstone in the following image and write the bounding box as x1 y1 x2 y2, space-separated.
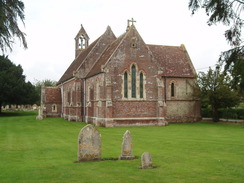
141 152 153 169
78 124 101 161
36 107 43 120
119 130 135 160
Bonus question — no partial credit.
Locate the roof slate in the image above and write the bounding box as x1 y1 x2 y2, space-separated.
147 44 195 77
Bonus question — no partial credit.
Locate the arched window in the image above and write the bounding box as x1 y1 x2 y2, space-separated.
124 72 128 98
79 35 85 49
140 72 143 98
131 65 136 98
171 83 175 97
52 104 57 112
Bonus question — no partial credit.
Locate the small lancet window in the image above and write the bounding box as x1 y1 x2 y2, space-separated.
52 104 57 112
140 72 144 98
171 83 175 97
124 72 128 98
131 65 136 98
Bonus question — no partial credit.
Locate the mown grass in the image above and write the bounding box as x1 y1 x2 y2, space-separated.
0 111 243 183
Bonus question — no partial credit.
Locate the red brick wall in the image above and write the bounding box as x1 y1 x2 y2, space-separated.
113 101 157 118
61 79 83 121
45 87 61 103
44 87 62 117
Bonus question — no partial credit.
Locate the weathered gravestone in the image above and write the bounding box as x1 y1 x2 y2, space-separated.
36 107 43 120
119 130 135 160
141 152 153 169
77 124 101 161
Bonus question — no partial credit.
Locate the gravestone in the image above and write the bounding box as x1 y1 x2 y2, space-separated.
141 152 153 169
78 124 101 161
119 130 135 160
36 107 43 120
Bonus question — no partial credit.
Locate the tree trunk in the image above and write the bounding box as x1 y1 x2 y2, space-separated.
0 103 2 114
212 106 219 122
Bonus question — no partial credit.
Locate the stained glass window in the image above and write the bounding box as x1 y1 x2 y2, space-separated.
124 72 128 98
140 72 143 98
131 65 136 98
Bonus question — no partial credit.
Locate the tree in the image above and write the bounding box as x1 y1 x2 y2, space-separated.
197 66 240 122
0 0 27 52
0 55 37 113
188 0 244 93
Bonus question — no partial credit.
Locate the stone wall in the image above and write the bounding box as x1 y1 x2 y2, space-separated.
62 79 83 121
165 78 201 123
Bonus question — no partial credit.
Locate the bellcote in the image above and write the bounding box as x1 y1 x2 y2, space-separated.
75 24 90 58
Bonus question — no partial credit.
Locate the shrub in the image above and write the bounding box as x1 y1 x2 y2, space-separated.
201 108 244 119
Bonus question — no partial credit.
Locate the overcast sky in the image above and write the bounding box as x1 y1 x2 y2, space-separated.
6 0 230 83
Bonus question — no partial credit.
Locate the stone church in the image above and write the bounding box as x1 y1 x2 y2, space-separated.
41 20 201 127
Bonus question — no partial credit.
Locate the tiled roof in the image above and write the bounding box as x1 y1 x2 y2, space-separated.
147 44 196 77
86 33 126 78
57 25 196 84
57 37 101 85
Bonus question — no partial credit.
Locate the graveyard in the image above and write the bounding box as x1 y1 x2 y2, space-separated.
0 111 244 183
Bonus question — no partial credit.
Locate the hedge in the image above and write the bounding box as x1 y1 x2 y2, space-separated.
201 108 244 119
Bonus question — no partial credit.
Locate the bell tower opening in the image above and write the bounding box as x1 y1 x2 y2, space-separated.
75 24 89 57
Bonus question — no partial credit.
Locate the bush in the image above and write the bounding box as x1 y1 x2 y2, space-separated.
201 108 244 119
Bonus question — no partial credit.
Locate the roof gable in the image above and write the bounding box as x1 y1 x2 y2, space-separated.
147 44 196 77
75 25 89 40
86 25 149 78
86 33 127 78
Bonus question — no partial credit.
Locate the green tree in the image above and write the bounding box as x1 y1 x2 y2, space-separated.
0 55 37 113
0 0 27 52
189 0 244 93
197 66 240 122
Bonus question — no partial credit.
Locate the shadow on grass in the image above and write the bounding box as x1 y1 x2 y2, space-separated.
0 111 37 117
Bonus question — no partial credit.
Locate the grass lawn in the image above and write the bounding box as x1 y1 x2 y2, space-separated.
0 111 244 183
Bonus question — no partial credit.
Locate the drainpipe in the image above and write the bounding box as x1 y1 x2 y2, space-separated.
164 76 167 103
61 83 64 117
83 79 86 122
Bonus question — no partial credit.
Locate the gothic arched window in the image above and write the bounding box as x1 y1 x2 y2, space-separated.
140 72 144 98
131 65 136 98
171 82 175 97
124 72 128 98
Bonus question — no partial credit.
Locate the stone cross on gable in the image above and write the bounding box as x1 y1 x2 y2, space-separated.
126 18 136 31
128 18 136 25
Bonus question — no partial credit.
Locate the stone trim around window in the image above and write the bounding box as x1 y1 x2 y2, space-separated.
122 63 146 100
52 104 57 112
170 80 176 98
